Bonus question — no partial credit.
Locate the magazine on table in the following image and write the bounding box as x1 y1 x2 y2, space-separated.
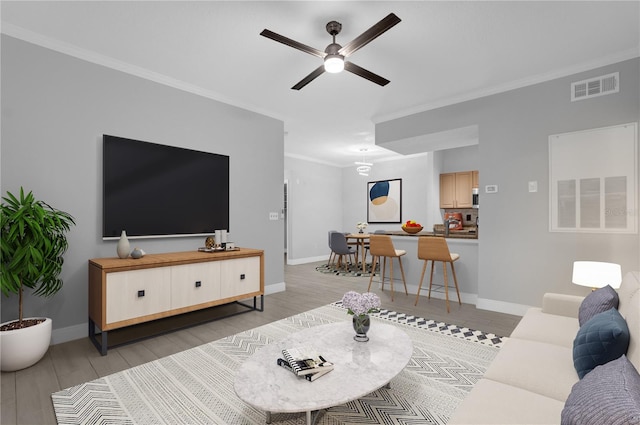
276 358 333 381
281 347 334 376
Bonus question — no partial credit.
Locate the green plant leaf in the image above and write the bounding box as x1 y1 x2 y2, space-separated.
1 187 75 316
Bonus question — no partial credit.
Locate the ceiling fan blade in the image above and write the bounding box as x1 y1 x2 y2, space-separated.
292 65 326 90
344 61 390 86
339 13 401 57
260 29 325 58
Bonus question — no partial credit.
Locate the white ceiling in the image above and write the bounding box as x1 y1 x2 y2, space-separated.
2 1 639 167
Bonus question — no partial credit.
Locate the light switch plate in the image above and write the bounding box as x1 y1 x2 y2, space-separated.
269 212 279 220
485 185 498 193
528 181 538 192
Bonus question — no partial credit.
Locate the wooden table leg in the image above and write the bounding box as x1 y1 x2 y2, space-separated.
361 239 366 272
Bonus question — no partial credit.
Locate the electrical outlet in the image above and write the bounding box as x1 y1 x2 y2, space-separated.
269 212 279 220
528 181 538 193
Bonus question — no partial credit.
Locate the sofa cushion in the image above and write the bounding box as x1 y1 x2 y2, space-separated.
448 379 565 425
561 355 640 425
510 307 579 348
578 284 619 326
573 307 630 379
617 271 640 371
484 338 577 401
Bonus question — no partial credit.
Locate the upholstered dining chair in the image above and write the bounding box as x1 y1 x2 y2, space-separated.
415 236 461 313
367 235 408 301
327 230 339 266
329 231 357 271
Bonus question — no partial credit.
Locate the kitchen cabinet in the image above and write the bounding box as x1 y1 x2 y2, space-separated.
440 171 477 208
472 170 479 188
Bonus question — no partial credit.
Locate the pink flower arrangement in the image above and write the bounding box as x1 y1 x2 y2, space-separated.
341 291 381 316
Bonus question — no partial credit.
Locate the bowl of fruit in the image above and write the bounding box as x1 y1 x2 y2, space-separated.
401 220 424 234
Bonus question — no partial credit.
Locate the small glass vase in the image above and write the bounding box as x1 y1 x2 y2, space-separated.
352 314 370 342
358 228 364 233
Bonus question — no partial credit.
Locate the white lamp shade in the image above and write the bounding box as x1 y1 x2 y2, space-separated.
324 55 344 73
572 261 622 289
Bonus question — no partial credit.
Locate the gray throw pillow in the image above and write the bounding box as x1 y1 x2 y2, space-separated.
562 355 640 425
578 284 619 326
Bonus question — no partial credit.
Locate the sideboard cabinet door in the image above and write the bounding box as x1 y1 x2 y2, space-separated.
220 257 261 299
106 267 171 324
171 262 221 310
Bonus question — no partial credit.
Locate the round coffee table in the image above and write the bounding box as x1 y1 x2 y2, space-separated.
234 321 412 424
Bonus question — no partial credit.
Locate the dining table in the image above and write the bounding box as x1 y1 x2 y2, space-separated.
346 233 370 273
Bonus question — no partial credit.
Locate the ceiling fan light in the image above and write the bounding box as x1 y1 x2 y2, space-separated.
324 54 344 73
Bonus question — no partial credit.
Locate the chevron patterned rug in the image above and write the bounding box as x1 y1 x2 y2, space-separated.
52 303 505 425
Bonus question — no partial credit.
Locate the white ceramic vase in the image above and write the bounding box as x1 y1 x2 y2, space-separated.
0 317 52 372
116 230 130 258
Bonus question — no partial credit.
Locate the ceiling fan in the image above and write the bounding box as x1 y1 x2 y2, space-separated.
260 13 401 90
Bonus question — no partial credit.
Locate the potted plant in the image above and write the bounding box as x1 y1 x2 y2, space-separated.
0 188 75 371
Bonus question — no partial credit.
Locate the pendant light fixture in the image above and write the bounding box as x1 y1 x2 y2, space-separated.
355 148 373 176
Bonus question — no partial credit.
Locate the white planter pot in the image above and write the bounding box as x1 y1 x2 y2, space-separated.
0 317 52 372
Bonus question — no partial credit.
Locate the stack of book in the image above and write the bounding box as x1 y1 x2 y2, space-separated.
277 347 333 382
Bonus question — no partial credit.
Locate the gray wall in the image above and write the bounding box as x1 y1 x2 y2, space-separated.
377 58 640 312
341 154 440 234
1 36 285 342
284 157 343 264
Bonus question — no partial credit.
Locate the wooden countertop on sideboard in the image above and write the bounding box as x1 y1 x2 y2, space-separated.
89 248 264 272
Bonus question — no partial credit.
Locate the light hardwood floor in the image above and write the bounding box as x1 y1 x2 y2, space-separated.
1 260 522 425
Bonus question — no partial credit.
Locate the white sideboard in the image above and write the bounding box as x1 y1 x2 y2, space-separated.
88 248 264 354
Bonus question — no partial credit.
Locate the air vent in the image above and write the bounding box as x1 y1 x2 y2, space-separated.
571 72 619 102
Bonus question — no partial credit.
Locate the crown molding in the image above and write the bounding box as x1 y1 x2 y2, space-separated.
1 22 286 123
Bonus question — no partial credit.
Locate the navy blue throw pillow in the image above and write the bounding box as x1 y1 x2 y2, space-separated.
573 308 630 379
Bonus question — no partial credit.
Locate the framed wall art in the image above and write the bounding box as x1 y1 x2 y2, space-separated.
367 179 402 223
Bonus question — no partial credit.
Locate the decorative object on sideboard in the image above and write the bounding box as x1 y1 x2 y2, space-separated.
130 248 145 259
205 236 215 249
116 230 130 259
214 229 228 249
341 291 381 342
0 187 75 371
402 220 423 234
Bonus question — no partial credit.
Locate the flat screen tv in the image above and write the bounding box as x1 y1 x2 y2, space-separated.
103 135 229 239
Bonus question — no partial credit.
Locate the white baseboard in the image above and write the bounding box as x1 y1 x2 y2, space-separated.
373 281 477 305
265 282 286 295
52 282 287 345
476 298 532 316
52 323 87 345
371 280 527 316
287 255 328 265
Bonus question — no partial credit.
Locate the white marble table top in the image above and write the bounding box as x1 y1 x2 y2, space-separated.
234 321 413 415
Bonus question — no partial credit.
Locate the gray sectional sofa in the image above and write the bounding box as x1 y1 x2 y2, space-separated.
449 271 640 425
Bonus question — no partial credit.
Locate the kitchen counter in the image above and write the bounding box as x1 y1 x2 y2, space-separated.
367 234 479 302
381 224 478 239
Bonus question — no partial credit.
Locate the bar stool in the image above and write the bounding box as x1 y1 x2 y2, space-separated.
367 235 408 301
415 236 461 313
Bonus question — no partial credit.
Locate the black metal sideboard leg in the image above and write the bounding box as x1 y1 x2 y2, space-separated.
88 318 109 356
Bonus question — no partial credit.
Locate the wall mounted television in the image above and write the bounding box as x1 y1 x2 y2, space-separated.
103 135 229 239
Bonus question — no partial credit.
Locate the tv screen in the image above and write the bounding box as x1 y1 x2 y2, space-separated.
103 135 229 239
